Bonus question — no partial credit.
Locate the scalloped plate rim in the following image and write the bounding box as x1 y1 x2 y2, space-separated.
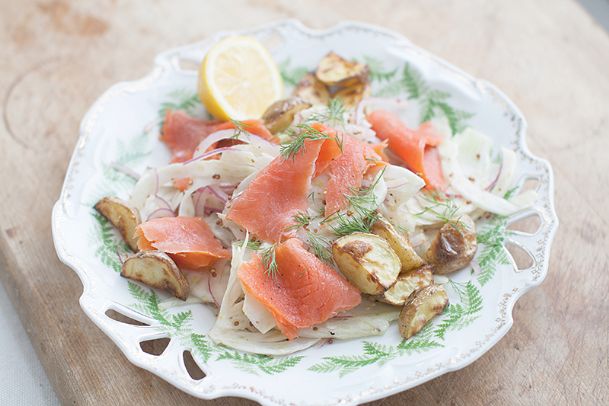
52 19 559 406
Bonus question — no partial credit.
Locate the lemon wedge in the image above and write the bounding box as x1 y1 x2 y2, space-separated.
198 36 283 120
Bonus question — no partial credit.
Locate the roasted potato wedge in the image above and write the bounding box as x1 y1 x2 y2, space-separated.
382 265 433 306
333 82 370 109
398 284 448 339
293 73 330 105
332 232 400 295
95 196 141 251
425 215 477 275
372 216 425 272
261 97 312 134
315 52 369 88
121 251 189 300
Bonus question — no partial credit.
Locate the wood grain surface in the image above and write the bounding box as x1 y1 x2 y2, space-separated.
1 0 608 404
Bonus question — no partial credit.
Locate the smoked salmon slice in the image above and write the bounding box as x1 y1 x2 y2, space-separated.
161 110 221 163
367 109 445 190
172 177 193 192
161 111 277 163
238 238 361 339
421 146 445 190
321 133 384 217
137 217 230 269
310 123 342 177
370 140 389 163
212 119 278 144
227 136 340 242
417 121 443 147
323 135 369 216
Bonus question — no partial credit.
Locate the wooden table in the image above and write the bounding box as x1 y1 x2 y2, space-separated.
1 0 608 404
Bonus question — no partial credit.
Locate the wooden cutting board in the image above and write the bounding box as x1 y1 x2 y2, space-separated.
1 0 608 404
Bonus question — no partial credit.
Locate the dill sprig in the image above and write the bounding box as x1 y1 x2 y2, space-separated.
503 186 518 200
347 168 385 210
230 119 246 139
306 232 333 263
279 124 332 159
232 239 262 251
285 212 332 263
305 98 347 126
327 98 346 124
327 171 384 236
260 244 278 278
246 240 262 251
416 192 464 231
286 212 311 231
331 210 379 237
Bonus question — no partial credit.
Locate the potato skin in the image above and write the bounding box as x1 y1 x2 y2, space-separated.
372 216 425 272
381 265 433 306
95 196 141 252
332 232 401 295
398 284 448 339
333 82 370 109
261 97 312 134
293 73 331 106
426 215 477 275
121 250 190 300
315 52 369 88
292 52 371 109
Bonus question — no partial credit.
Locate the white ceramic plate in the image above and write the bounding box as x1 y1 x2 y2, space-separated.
52 20 558 406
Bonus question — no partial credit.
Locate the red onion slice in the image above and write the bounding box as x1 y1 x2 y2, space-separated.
208 274 219 307
192 185 228 217
193 129 279 161
204 206 223 216
195 185 228 203
183 146 241 164
386 180 409 190
146 207 176 221
193 130 235 156
485 159 504 191
218 183 237 193
152 194 173 210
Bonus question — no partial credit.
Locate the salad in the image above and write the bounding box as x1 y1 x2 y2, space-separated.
94 36 536 356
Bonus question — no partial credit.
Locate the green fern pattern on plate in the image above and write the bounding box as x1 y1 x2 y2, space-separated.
309 281 484 377
189 332 303 375
158 89 201 124
309 324 442 377
90 130 152 272
363 56 398 83
277 57 471 135
216 348 304 375
191 333 214 362
434 281 483 339
476 216 512 286
91 91 199 270
99 129 152 196
98 89 199 199
91 211 129 273
125 283 303 375
190 333 303 375
309 341 399 377
279 58 309 87
397 322 443 352
128 281 193 336
375 63 473 134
